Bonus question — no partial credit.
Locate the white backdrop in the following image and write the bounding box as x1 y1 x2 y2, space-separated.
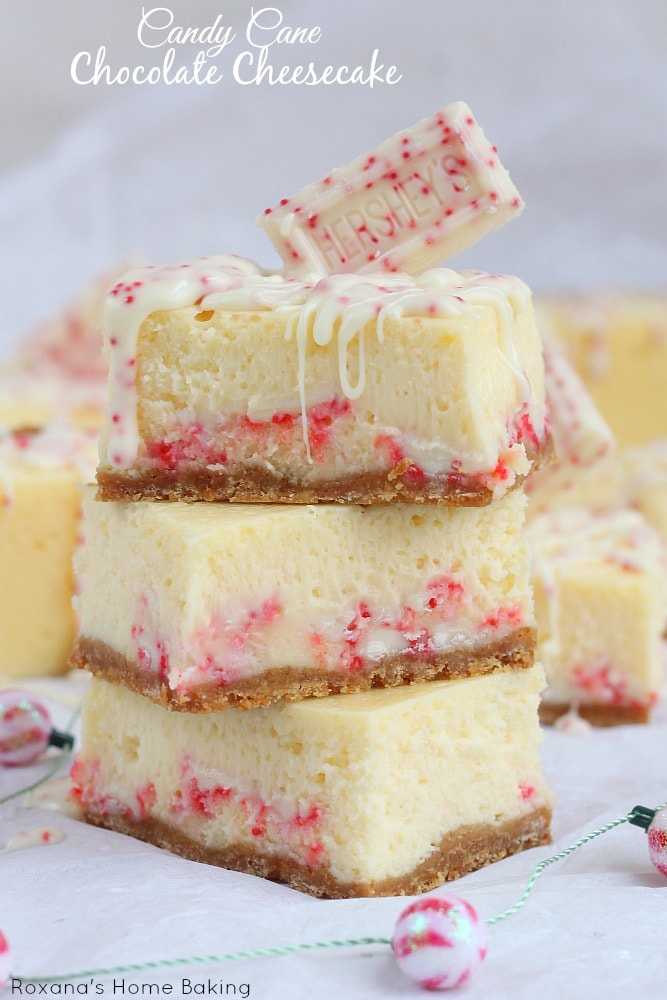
1 0 666 358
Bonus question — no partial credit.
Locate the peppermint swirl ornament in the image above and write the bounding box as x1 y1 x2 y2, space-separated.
5 797 665 991
391 896 488 990
0 689 74 766
0 930 11 992
628 804 667 876
648 809 667 876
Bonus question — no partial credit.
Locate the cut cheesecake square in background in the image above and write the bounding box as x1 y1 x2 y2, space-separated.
0 425 99 678
15 260 134 383
72 488 536 710
620 441 667 550
72 667 551 899
526 439 667 570
526 446 626 519
0 366 105 432
526 323 616 508
535 291 667 447
96 256 551 506
0 261 134 431
528 508 667 726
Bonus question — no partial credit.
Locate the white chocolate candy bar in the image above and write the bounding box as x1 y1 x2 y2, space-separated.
258 102 523 277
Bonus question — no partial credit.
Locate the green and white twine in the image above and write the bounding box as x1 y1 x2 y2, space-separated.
11 778 663 985
4 704 663 985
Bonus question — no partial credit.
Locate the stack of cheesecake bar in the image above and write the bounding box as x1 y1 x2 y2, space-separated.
70 105 554 898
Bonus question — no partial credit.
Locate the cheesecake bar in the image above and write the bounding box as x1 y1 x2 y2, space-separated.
0 366 105 431
527 441 667 557
528 508 667 725
535 291 667 447
17 262 131 382
526 450 625 519
72 668 551 898
72 488 535 710
621 441 667 548
96 256 550 505
526 321 615 514
0 264 130 431
0 425 99 678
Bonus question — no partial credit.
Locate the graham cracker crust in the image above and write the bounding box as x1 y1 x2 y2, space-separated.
71 626 536 712
84 804 552 899
96 437 553 505
540 700 650 727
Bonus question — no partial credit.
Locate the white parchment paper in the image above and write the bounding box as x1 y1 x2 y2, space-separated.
1 672 666 1000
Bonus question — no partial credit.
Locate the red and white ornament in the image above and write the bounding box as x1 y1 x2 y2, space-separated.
0 930 11 992
391 895 488 991
647 806 667 877
0 689 73 767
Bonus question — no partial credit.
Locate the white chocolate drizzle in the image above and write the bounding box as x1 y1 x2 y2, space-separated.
102 255 536 469
1 827 66 853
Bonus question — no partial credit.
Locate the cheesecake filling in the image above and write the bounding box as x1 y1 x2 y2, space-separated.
125 569 529 695
131 394 539 498
71 753 328 872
